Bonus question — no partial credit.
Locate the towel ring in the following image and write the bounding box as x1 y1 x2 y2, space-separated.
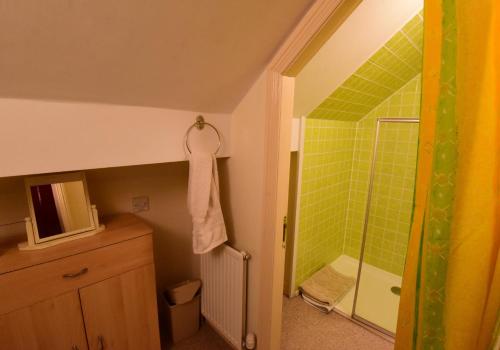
184 115 222 154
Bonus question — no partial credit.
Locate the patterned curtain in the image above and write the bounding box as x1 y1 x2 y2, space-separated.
395 1 500 349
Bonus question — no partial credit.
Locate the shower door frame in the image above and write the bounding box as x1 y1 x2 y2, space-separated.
351 117 420 337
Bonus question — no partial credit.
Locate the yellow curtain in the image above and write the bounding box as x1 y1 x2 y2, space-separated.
395 1 500 349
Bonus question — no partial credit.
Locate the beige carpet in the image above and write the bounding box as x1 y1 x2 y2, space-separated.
161 297 393 350
161 322 232 350
281 296 393 350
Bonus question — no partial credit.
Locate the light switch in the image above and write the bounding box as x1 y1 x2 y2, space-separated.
132 196 150 212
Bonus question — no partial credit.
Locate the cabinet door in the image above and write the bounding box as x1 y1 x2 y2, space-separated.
79 264 161 350
0 291 88 350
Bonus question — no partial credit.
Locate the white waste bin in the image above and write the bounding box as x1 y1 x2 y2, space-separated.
162 279 202 344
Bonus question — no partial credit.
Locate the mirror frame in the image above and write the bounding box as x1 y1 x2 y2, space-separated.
25 171 96 244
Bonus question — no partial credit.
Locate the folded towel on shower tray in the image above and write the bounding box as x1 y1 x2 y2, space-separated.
299 265 356 313
301 292 336 313
188 152 228 254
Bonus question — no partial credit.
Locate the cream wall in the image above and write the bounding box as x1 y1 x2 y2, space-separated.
86 162 210 289
0 162 221 290
220 71 268 340
293 0 423 118
0 98 230 178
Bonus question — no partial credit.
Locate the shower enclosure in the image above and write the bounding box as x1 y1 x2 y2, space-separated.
352 118 419 335
286 116 420 336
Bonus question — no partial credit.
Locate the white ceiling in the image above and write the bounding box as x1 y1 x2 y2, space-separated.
0 0 314 113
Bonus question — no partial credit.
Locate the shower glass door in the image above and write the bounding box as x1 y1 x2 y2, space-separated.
352 118 419 335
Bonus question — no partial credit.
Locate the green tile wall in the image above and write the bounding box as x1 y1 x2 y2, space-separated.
308 11 423 121
294 119 356 287
294 12 423 288
343 75 421 276
362 122 419 274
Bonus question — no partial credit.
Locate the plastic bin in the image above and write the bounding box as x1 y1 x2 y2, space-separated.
162 279 201 344
165 279 201 305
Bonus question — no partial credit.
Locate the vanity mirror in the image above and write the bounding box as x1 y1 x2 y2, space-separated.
19 172 104 250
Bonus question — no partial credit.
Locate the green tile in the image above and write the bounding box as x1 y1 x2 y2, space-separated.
357 62 406 90
340 76 422 275
343 75 393 97
370 47 417 84
307 12 423 121
294 119 357 287
295 13 423 287
401 14 424 52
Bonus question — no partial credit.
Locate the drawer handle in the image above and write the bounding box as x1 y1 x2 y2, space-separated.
62 267 88 279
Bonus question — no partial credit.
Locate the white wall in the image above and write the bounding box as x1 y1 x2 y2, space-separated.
290 118 301 151
0 98 231 178
220 71 268 340
293 0 423 118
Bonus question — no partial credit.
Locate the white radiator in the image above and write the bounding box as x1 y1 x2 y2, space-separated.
200 244 251 349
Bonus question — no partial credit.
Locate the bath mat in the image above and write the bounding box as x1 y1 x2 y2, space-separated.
299 265 356 313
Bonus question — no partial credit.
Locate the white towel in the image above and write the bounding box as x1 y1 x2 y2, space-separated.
301 293 335 313
188 152 228 254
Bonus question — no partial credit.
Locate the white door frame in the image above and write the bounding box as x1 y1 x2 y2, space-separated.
258 1 362 348
288 116 306 297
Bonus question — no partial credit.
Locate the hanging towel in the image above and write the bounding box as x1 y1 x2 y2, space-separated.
188 152 228 254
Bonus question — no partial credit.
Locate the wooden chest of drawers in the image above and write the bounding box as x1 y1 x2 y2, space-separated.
0 214 161 350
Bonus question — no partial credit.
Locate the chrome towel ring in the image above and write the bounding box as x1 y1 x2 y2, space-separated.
184 115 222 154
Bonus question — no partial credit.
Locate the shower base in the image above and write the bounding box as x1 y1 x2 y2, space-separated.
330 255 402 334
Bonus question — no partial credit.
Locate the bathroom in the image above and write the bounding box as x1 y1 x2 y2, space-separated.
0 0 498 349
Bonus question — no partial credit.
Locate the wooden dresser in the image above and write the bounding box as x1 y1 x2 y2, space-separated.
0 214 161 350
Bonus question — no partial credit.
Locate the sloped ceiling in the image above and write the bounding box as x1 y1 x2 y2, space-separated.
0 0 314 113
293 0 423 119
308 12 423 120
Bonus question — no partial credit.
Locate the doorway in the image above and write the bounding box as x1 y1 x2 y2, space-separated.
261 0 424 348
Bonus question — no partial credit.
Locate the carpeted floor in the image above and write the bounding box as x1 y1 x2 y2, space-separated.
162 297 394 349
281 296 394 350
162 322 232 350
